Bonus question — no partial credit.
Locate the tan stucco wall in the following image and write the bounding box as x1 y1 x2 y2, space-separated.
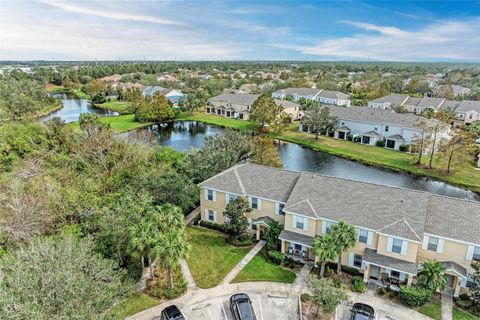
417 239 474 274
284 213 319 237
376 235 419 263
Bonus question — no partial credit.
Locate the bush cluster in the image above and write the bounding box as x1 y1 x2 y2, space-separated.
267 250 285 265
376 140 386 147
351 276 367 293
399 144 410 152
398 286 432 306
454 294 480 317
226 237 253 246
198 220 226 233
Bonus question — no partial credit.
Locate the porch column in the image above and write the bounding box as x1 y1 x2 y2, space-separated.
256 227 260 241
363 264 370 283
280 240 285 254
407 274 413 286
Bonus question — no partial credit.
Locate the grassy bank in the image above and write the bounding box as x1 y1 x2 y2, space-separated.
232 251 296 283
47 86 91 100
179 112 480 193
69 114 151 133
94 99 132 114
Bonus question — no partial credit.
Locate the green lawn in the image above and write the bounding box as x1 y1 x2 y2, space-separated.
185 227 252 288
232 251 296 284
106 293 161 320
69 114 151 133
417 300 442 320
453 307 480 320
179 112 480 193
95 100 132 114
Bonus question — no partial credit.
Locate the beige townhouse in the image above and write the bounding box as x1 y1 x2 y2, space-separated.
198 163 480 297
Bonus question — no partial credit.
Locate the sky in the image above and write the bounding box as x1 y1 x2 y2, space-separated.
1 0 480 62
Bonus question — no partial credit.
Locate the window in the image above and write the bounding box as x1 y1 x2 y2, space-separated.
206 189 214 201
277 203 285 215
325 221 335 234
474 246 480 261
294 244 303 252
427 237 439 252
227 194 237 204
206 107 210 113
358 229 369 244
390 270 401 280
251 197 259 209
353 254 363 268
207 210 215 222
385 125 389 132
392 238 403 254
296 216 305 230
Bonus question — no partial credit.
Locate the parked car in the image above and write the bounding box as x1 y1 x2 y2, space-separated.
230 293 257 320
350 303 375 320
160 305 186 320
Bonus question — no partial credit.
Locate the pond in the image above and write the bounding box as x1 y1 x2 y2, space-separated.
41 93 118 123
126 121 480 201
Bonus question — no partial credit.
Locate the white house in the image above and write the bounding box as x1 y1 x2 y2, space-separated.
272 87 351 107
142 86 186 106
301 106 447 151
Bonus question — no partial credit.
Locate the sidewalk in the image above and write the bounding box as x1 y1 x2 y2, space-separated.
221 240 266 284
441 289 453 320
180 259 197 290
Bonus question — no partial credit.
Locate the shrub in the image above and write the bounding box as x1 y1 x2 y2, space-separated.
268 250 285 265
351 276 366 293
454 297 473 310
346 133 353 141
377 287 387 295
341 265 363 277
198 220 226 233
399 286 432 306
226 237 253 247
300 293 311 302
332 277 344 288
376 140 386 147
399 144 409 152
353 136 361 143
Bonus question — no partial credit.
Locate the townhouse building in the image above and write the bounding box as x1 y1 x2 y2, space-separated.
198 163 480 297
300 106 443 150
272 87 351 107
206 93 302 121
142 86 186 106
368 94 480 125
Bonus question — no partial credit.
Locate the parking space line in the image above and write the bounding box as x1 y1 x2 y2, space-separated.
258 296 264 320
221 303 228 320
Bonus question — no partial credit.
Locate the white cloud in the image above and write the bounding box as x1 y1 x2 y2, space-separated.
276 19 480 61
37 0 186 26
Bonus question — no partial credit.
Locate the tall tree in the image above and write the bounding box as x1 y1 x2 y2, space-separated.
250 94 279 129
129 218 154 277
438 129 477 173
417 260 447 292
250 135 282 168
470 261 480 310
330 220 357 275
0 235 131 320
312 235 338 277
263 220 283 251
427 111 452 169
156 229 189 289
308 275 349 316
302 103 338 139
223 197 251 241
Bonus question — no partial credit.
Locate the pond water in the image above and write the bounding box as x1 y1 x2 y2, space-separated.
126 121 480 201
41 93 118 123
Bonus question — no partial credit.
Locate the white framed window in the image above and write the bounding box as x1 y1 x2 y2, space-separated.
358 229 369 244
385 125 389 132
390 270 401 280
205 189 215 202
206 209 215 222
292 215 308 231
249 197 261 210
226 193 237 204
353 254 363 268
392 238 403 254
276 203 285 216
427 237 439 252
474 246 480 261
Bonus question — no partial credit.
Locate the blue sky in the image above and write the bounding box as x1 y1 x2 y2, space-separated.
1 0 480 61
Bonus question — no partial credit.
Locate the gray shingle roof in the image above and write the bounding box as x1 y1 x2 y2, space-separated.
200 164 480 245
253 216 275 225
208 93 260 107
279 229 314 247
362 130 380 137
318 89 350 100
369 94 409 105
440 261 468 278
274 99 300 109
273 88 322 97
198 163 300 202
327 106 427 130
363 248 418 274
456 100 480 113
387 134 404 141
337 126 351 131
404 97 445 109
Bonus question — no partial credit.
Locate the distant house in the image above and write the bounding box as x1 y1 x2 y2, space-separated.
301 106 448 151
435 85 472 97
206 93 301 121
142 86 186 106
156 74 177 82
272 87 351 107
368 94 480 124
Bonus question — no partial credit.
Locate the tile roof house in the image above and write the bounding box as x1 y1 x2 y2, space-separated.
199 163 480 296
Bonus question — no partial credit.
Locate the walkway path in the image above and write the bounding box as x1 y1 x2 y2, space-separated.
221 240 266 284
179 259 197 290
441 288 454 320
185 206 200 226
293 263 313 293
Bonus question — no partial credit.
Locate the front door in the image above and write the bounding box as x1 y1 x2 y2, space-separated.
386 139 395 149
338 131 345 139
362 136 371 144
446 275 455 288
370 265 381 280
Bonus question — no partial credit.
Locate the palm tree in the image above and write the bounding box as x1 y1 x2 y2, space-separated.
264 220 283 251
156 230 189 289
330 220 357 275
417 260 447 292
312 235 338 277
129 219 154 276
155 203 185 233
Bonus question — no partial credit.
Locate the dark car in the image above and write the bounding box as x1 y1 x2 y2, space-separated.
230 293 257 320
160 305 186 320
350 303 375 320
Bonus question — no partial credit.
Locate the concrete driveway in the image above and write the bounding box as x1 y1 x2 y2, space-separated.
182 291 296 320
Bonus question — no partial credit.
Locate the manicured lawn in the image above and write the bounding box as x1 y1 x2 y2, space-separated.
95 100 132 114
185 227 252 288
232 251 296 284
417 300 442 320
70 114 151 133
106 293 161 319
179 112 480 193
453 307 480 320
